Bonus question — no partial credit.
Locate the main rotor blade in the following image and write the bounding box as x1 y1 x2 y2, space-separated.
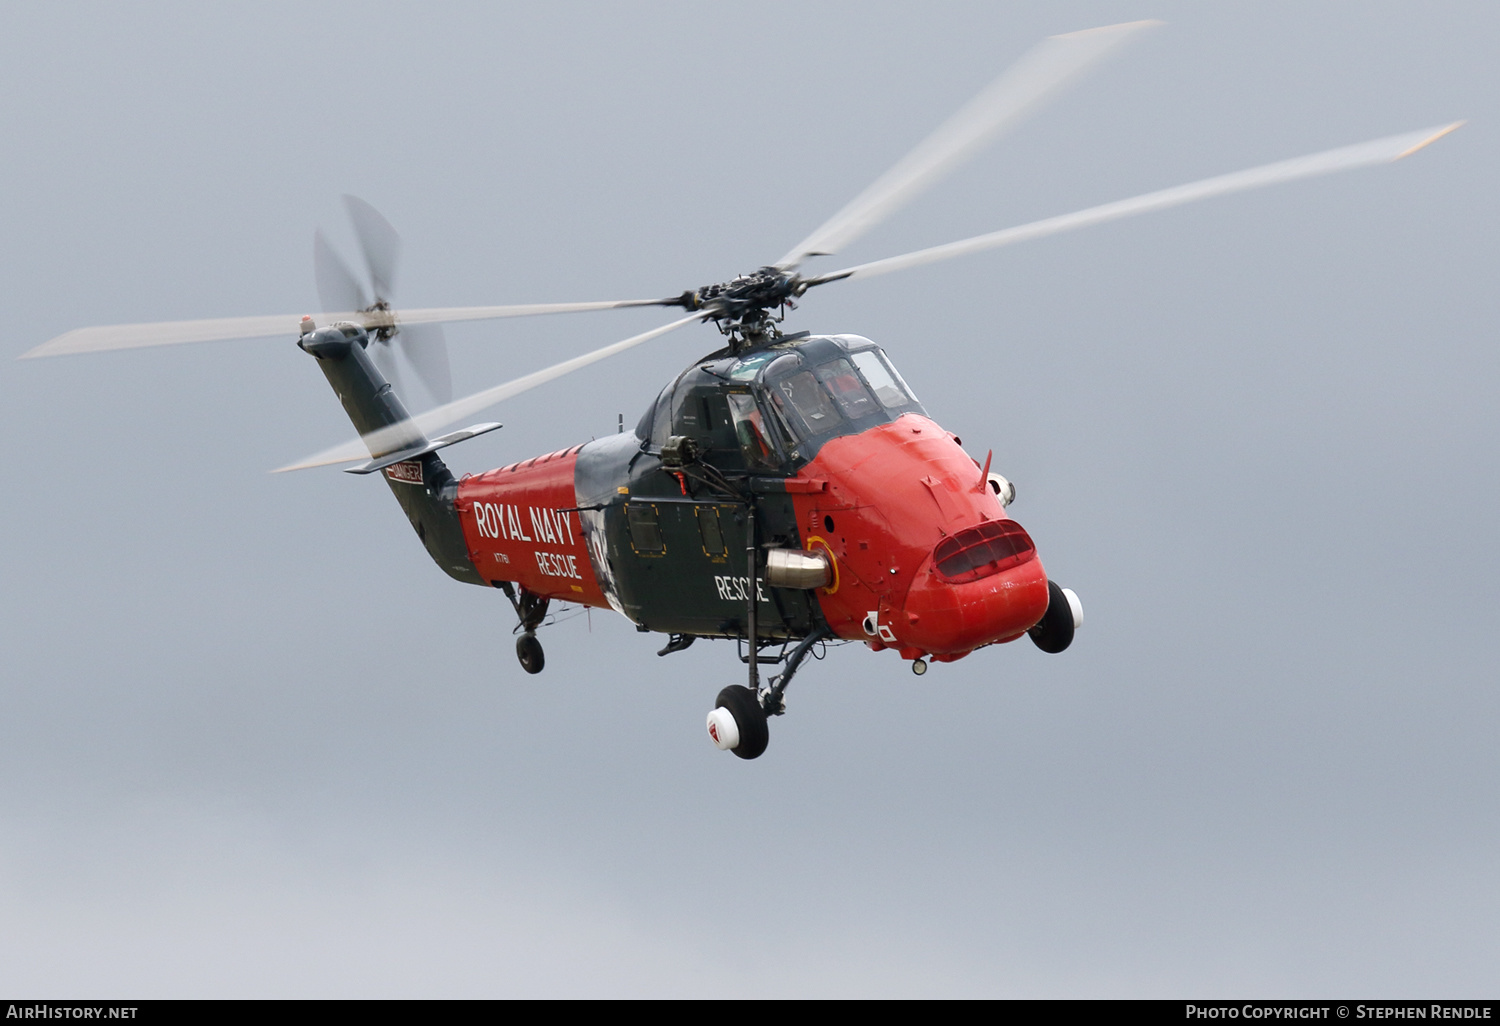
804 122 1464 287
398 322 453 405
274 310 710 472
343 195 402 300
391 298 675 327
20 298 680 359
313 230 369 314
775 19 1158 271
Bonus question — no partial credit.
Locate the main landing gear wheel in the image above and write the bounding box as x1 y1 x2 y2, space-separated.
516 632 545 674
706 685 769 760
1028 580 1083 654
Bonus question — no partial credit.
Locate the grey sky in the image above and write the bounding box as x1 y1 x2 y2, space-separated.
2 1 1496 997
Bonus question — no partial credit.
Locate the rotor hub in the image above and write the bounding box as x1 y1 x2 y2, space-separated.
675 267 807 348
367 298 396 342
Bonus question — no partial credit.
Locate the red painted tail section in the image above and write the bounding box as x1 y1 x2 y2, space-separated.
456 445 611 608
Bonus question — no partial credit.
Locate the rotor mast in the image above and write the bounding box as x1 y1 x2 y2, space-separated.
667 267 808 351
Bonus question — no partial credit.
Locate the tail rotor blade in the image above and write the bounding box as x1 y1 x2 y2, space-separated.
368 337 403 395
399 322 453 406
314 230 369 314
343 195 402 300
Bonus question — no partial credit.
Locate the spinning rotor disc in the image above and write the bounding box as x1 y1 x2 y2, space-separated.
19 20 1461 475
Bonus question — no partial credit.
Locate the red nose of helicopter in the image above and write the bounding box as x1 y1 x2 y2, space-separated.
795 414 1066 664
899 519 1052 654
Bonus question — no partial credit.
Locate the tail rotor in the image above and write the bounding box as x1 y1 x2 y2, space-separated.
312 197 453 407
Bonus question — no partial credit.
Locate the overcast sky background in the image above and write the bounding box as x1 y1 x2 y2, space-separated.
1 1 1496 998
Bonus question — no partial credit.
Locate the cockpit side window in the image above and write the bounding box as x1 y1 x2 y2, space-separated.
671 391 708 437
726 392 778 472
769 369 840 439
814 358 879 420
637 379 674 443
850 349 915 409
651 383 675 445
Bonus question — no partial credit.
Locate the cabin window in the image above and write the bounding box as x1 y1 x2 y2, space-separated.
626 503 665 554
696 505 728 559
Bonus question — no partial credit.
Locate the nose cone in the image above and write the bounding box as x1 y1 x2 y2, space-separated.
796 413 1055 654
902 554 1051 654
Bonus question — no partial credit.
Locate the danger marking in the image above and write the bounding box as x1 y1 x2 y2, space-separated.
385 460 423 485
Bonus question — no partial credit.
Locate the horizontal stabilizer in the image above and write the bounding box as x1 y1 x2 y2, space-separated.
338 422 503 475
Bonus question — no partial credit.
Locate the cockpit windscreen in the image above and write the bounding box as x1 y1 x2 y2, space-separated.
764 347 921 446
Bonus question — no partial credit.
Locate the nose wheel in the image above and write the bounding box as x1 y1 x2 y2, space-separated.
1029 580 1083 654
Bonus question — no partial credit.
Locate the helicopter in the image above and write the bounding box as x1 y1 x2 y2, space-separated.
23 20 1460 760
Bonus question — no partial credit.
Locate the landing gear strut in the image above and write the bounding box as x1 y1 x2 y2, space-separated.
707 625 829 760
497 581 551 675
705 504 834 760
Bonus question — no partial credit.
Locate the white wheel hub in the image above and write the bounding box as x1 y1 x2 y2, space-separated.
706 707 741 751
1062 587 1084 629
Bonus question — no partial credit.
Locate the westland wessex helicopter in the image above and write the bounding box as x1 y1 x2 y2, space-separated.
25 21 1459 759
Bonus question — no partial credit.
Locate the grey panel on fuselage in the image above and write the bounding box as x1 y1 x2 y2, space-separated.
574 430 641 615
574 430 643 508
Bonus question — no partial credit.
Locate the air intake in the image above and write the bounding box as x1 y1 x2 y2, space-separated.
933 520 1036 583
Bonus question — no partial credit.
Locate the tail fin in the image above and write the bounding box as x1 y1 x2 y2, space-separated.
298 322 486 586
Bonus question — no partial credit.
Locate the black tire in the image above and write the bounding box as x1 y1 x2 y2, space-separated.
1028 580 1075 654
714 685 769 760
516 633 545 674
